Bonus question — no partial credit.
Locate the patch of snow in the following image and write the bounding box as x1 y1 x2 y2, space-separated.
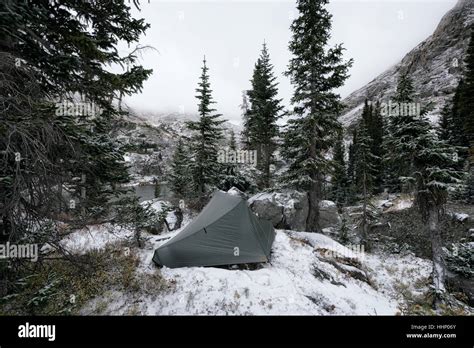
448 212 469 222
385 197 413 212
60 224 133 254
319 200 336 209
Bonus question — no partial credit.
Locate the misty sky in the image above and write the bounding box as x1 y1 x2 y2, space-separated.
119 0 457 124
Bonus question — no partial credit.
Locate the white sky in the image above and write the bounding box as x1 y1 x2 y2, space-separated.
120 0 457 124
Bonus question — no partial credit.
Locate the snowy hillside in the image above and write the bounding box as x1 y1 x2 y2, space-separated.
339 0 474 127
68 220 432 315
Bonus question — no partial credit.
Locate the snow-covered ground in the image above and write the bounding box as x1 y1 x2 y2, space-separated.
67 219 432 316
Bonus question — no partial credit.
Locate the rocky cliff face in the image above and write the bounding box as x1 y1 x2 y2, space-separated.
339 0 474 128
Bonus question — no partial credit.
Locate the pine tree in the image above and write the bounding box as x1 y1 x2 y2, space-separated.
187 57 226 196
438 102 453 143
394 72 415 103
354 120 377 248
281 0 353 232
218 129 251 192
229 129 237 151
169 138 191 198
451 81 469 147
412 115 464 305
383 72 425 192
0 0 152 242
347 129 358 203
246 43 283 189
240 91 251 150
331 130 349 206
370 100 385 192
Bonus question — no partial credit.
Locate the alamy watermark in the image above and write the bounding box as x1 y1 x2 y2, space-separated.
55 99 102 118
0 242 38 262
380 100 421 117
322 244 365 260
217 148 257 167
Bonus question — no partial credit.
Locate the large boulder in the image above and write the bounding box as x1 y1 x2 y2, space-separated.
248 191 341 231
249 191 342 231
319 200 342 229
248 192 288 228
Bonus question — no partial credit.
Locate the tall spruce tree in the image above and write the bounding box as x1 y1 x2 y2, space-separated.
246 43 283 189
229 129 237 151
0 0 152 242
281 0 352 232
370 100 385 192
187 57 225 196
354 120 377 248
218 128 251 192
412 115 463 305
169 138 191 198
331 130 349 206
383 72 425 192
347 129 358 203
240 91 251 150
438 102 454 143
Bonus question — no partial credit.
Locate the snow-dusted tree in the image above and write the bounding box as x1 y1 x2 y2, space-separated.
384 72 425 192
369 100 385 192
281 0 352 232
438 102 454 143
240 91 251 150
218 130 251 192
187 57 226 195
331 130 349 206
413 118 464 306
0 0 152 241
439 81 468 160
169 138 191 198
347 129 358 203
246 43 284 189
394 71 415 103
229 129 237 151
354 119 377 248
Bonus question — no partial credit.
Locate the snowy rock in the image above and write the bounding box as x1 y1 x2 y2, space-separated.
319 200 341 229
248 190 308 231
339 0 474 128
248 192 340 231
447 212 470 223
248 192 285 227
226 187 248 200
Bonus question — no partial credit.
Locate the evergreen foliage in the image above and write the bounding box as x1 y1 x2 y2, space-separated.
281 0 352 232
186 57 226 195
245 43 283 189
169 138 191 198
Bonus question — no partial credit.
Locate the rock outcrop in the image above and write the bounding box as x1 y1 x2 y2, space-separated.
248 191 340 231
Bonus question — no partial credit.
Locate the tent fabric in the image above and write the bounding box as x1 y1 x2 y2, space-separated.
152 191 275 268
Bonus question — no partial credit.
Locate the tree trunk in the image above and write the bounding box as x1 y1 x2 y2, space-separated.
264 144 271 189
306 121 321 232
429 206 446 307
306 181 321 232
468 140 474 204
361 172 368 248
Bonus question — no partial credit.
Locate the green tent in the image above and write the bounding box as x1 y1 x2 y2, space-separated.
152 191 275 268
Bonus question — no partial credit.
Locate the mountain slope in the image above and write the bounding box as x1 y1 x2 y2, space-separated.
340 0 474 127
